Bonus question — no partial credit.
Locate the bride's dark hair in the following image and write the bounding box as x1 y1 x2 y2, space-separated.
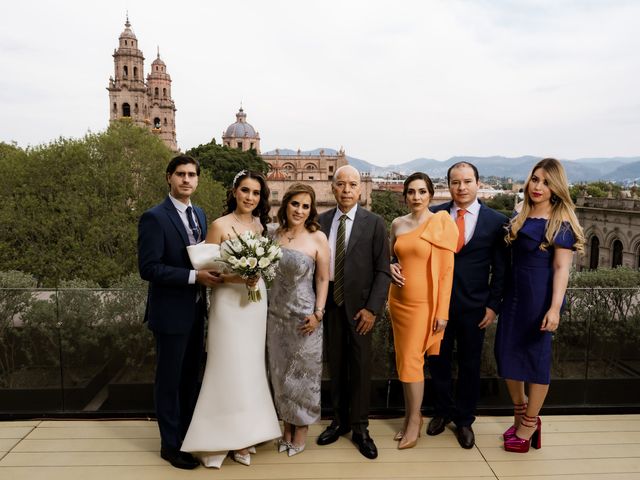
223 170 271 234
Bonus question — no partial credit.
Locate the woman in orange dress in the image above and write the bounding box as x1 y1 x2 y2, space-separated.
388 172 457 449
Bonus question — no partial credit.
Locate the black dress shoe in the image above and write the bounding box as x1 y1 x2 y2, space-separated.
352 432 378 459
455 425 475 449
317 423 351 446
427 416 450 436
160 448 199 469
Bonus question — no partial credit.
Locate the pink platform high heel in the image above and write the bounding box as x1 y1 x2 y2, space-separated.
504 414 541 453
503 402 528 440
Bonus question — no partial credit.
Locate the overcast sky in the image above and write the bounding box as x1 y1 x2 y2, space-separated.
1 0 639 166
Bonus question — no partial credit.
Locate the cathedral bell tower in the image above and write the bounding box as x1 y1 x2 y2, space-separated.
107 17 147 127
146 49 177 151
107 17 178 151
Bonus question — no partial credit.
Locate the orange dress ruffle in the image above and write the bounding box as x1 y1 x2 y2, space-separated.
388 211 457 382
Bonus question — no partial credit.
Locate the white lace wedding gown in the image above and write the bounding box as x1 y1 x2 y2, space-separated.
181 244 280 468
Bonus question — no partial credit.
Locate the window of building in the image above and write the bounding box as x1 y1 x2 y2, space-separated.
133 66 138 79
112 102 117 113
134 103 139 114
164 118 168 126
123 66 128 78
237 142 243 150
122 103 131 117
308 176 314 180
328 175 333 181
612 239 623 268
589 236 600 270
124 40 128 46
154 87 159 97
329 166 334 172
154 117 161 128
272 191 279 199
250 142 255 150
163 88 167 97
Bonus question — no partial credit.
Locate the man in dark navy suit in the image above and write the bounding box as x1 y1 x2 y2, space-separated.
138 155 221 469
392 162 507 449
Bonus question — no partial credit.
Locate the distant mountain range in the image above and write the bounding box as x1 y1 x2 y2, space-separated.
263 149 640 183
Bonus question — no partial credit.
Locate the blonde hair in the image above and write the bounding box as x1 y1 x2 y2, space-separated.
507 158 585 254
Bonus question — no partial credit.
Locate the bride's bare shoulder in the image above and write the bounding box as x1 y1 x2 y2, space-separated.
207 215 234 243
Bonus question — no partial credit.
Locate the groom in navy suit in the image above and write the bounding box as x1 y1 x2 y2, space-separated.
425 162 507 448
138 155 221 469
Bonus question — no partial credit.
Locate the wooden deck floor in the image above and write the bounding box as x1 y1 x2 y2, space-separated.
1 415 639 479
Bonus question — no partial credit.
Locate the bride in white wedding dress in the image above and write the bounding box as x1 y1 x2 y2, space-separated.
181 171 280 468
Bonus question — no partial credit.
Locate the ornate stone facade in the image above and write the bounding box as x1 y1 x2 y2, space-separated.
107 18 177 151
221 110 372 217
575 195 640 270
262 149 372 217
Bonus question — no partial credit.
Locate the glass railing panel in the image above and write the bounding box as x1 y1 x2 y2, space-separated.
99 286 155 411
0 288 63 412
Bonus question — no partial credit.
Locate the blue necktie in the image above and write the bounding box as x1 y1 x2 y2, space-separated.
186 206 201 244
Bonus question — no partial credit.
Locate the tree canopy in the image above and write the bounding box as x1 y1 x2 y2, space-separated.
370 190 407 229
186 139 269 189
0 120 225 286
570 181 623 202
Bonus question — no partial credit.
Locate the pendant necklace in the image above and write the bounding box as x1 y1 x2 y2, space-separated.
284 227 302 243
233 212 254 226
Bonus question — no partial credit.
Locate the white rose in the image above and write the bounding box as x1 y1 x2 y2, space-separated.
258 257 270 268
247 257 258 269
238 257 248 267
256 246 265 256
228 256 238 265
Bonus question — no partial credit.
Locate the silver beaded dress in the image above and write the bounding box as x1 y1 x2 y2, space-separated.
267 247 323 426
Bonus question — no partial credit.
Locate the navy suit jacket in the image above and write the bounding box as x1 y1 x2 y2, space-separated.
138 196 207 334
431 201 507 316
319 206 391 320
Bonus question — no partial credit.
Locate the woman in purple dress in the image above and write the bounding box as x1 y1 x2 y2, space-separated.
495 158 584 453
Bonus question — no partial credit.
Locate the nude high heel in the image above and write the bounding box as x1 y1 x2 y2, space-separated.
398 417 423 450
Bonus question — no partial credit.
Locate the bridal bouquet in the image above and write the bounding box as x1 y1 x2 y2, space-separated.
220 229 283 302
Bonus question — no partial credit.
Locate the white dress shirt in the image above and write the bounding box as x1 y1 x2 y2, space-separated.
450 198 480 246
169 194 199 284
328 204 358 281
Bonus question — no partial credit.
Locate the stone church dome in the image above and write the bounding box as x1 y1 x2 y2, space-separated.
225 108 258 138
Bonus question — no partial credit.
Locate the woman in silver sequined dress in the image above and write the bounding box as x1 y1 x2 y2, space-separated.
267 183 330 456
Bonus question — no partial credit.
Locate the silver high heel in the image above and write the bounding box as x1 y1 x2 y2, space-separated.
288 443 306 457
278 439 292 453
232 451 250 466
